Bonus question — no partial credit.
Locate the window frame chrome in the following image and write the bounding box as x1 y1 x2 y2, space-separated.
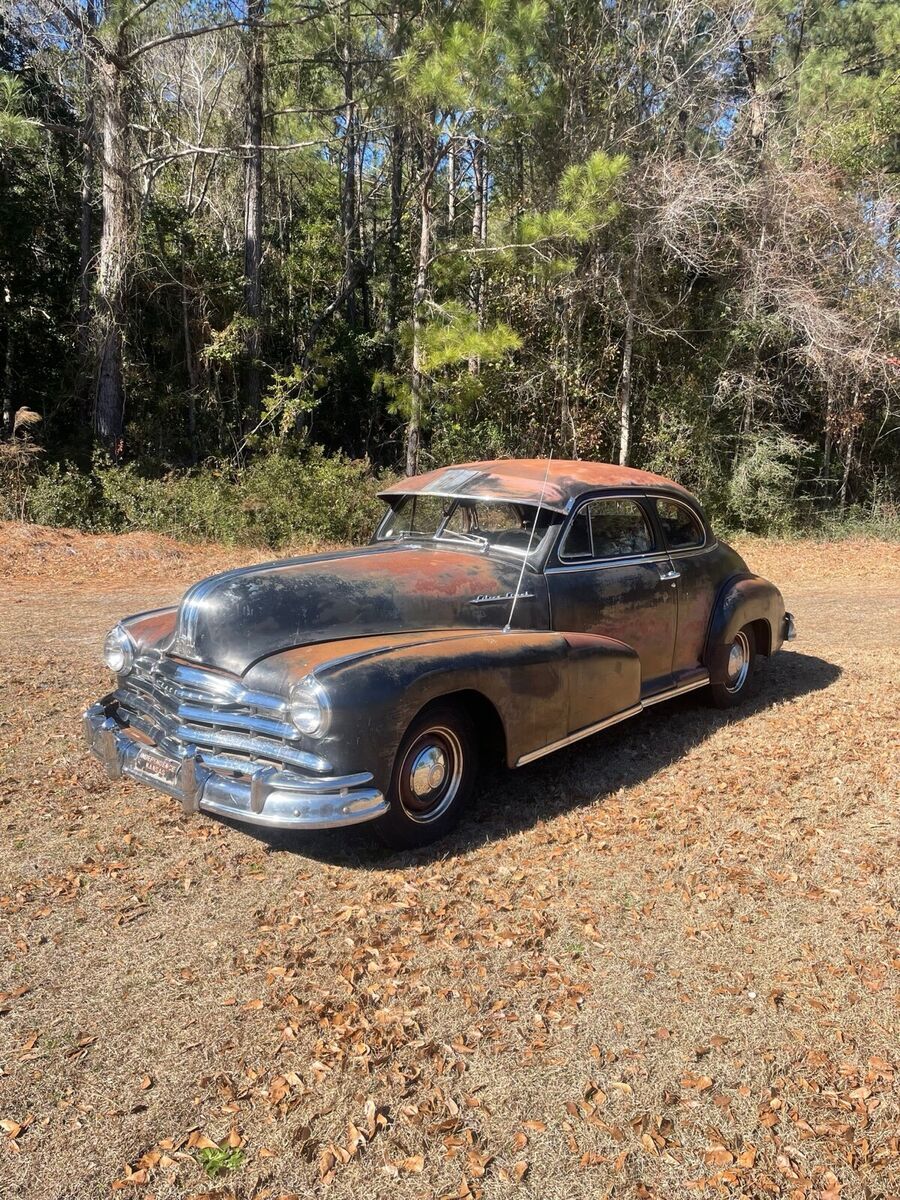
551 492 662 569
650 493 709 554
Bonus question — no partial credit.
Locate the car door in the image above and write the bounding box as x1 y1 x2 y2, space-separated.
546 495 678 721
652 495 717 676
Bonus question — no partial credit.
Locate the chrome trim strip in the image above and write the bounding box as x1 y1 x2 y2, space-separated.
514 671 710 766
546 552 672 575
173 725 329 772
125 655 286 713
666 543 717 561
178 703 296 740
122 683 297 742
515 705 643 766
641 673 710 706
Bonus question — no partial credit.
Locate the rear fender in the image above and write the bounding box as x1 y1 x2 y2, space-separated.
705 574 786 677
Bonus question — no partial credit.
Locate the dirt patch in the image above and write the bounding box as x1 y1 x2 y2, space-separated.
0 525 897 1199
0 521 336 590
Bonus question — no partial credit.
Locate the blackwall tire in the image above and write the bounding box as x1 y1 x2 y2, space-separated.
708 626 757 709
375 703 478 849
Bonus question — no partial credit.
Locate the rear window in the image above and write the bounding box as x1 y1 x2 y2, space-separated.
656 499 705 550
560 498 654 561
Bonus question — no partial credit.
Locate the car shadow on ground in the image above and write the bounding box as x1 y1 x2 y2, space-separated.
231 649 840 868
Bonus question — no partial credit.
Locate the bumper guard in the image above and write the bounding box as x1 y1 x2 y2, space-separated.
83 702 388 831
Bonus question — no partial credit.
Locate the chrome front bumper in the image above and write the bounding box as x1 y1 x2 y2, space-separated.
783 611 797 641
83 702 388 831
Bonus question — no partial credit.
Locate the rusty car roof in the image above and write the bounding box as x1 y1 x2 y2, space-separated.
379 459 694 512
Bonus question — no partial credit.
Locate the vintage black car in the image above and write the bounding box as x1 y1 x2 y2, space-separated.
84 460 795 846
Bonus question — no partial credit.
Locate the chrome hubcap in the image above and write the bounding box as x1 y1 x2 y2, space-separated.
410 745 448 797
725 630 750 693
399 726 464 824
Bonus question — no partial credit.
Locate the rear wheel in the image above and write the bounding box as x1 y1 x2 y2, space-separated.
708 626 757 708
376 703 477 849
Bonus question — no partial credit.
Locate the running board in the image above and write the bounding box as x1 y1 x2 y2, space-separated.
515 671 709 767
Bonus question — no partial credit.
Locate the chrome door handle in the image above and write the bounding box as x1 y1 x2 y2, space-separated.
657 566 680 581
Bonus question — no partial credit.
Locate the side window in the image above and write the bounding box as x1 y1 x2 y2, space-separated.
656 499 705 550
560 508 592 558
560 498 654 561
588 499 654 558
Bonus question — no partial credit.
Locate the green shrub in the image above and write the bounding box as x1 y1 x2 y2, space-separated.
27 462 113 531
96 463 234 542
19 448 387 548
15 440 894 546
235 448 386 546
727 430 811 534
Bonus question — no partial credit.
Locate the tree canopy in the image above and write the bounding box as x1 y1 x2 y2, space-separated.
1 0 897 534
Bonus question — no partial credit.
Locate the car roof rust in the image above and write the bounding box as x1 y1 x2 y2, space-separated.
379 459 695 513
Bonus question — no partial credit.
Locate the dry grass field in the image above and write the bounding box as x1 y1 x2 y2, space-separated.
1 523 898 1200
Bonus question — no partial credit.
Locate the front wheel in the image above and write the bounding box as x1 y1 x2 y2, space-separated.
376 703 477 850
708 626 757 709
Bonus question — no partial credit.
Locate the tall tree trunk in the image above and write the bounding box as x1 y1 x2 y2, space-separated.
406 150 432 476
1 318 11 437
77 0 97 417
617 262 638 467
558 297 578 454
385 120 404 339
839 386 860 510
340 0 359 328
822 389 834 497
468 135 485 375
94 50 131 454
243 0 265 421
182 252 199 464
447 135 456 227
384 9 404 341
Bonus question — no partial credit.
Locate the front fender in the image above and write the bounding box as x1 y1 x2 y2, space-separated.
246 629 641 789
121 607 177 653
705 573 786 670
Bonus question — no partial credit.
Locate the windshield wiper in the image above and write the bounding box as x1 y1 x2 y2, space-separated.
385 529 488 549
436 531 489 548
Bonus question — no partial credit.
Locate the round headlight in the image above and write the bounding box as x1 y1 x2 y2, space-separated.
289 676 331 736
103 624 135 675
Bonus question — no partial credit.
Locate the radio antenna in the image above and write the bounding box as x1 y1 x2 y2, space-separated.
504 453 553 634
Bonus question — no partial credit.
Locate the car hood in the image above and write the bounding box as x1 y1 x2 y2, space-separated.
169 543 547 676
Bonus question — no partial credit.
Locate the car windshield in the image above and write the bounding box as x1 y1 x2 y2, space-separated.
376 495 558 559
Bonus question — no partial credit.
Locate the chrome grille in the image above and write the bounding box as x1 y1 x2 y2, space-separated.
113 654 328 776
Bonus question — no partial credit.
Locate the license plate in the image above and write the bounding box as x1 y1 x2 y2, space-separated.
132 747 181 788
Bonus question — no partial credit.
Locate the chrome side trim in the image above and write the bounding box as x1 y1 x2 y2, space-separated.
546 552 673 576
514 671 710 766
641 672 710 706
515 705 643 766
